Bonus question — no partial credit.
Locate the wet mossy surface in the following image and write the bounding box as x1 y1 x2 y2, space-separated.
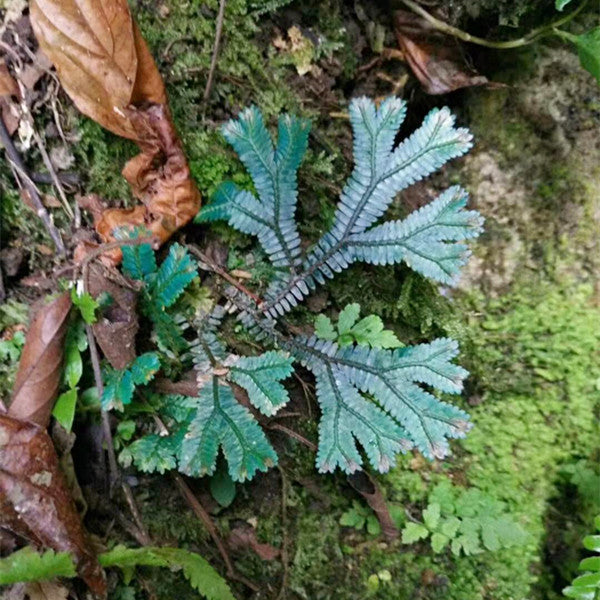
1 0 598 598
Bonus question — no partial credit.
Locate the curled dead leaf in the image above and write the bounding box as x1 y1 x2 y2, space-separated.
9 292 71 428
0 413 106 597
0 60 21 135
0 61 19 97
31 1 200 263
29 0 165 140
394 10 490 95
122 103 201 243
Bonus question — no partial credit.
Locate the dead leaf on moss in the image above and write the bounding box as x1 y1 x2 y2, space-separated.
30 0 199 263
0 414 106 597
394 10 490 95
86 262 139 370
23 580 70 600
29 0 165 139
0 60 21 134
121 103 201 243
228 523 280 561
9 293 71 427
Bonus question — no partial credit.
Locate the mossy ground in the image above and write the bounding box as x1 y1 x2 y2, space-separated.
1 1 598 599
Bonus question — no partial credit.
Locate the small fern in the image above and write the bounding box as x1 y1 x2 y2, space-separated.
121 239 198 354
0 546 234 600
563 516 600 599
315 303 402 348
116 96 482 482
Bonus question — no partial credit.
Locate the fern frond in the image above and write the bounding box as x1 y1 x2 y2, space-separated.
198 107 310 271
179 377 277 481
190 306 229 373
102 352 160 410
128 434 178 474
346 186 484 284
101 546 235 600
0 548 76 584
260 98 476 316
229 350 294 416
313 359 411 473
0 546 234 600
122 241 157 281
147 305 189 354
148 243 197 309
284 333 470 469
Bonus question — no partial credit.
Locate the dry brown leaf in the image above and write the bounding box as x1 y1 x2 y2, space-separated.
121 103 201 243
30 0 166 140
9 293 71 427
31 0 199 263
0 59 21 135
0 60 19 97
0 413 106 597
86 262 139 369
394 10 489 95
23 580 70 600
228 523 280 561
29 0 138 139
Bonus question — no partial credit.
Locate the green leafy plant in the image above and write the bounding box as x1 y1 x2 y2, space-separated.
563 516 600 599
340 500 382 535
315 303 402 348
52 318 88 430
0 546 234 600
117 97 482 484
401 481 528 555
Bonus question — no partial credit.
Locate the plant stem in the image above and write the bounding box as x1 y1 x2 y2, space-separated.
0 117 66 256
400 0 589 49
203 0 227 101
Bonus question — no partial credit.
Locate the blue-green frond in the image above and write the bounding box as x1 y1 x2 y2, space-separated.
314 363 410 473
122 242 157 281
195 181 235 223
347 186 484 284
153 243 197 308
229 350 294 416
178 379 278 481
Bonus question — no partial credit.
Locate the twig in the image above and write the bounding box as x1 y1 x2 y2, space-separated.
203 0 227 101
80 236 158 269
85 323 118 491
188 244 263 305
86 322 152 544
276 465 290 600
268 422 317 452
0 117 66 256
29 118 74 220
400 0 589 49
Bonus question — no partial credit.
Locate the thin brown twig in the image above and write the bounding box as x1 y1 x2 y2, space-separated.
399 0 589 49
86 322 152 543
0 117 66 255
203 0 227 101
85 323 118 491
188 244 263 305
268 422 317 452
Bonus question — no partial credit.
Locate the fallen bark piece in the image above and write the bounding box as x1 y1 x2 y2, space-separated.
0 414 106 597
9 292 71 427
394 10 489 94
